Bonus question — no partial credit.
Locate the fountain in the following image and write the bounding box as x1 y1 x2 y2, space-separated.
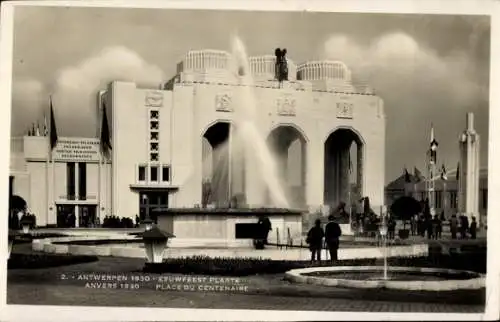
153 36 303 245
284 208 485 292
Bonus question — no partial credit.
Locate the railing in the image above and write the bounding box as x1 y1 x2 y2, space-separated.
274 227 295 250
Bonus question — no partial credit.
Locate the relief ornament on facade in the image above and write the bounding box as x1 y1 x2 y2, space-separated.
215 93 233 112
336 102 354 119
145 91 164 107
277 96 296 116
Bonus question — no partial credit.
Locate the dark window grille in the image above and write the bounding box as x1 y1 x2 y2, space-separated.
66 162 75 200
78 163 87 200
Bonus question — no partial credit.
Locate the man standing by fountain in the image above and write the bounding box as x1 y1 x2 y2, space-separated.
325 215 342 262
306 219 324 263
257 215 272 245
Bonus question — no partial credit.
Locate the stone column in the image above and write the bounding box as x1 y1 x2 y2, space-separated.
306 138 324 210
244 145 265 207
457 112 480 225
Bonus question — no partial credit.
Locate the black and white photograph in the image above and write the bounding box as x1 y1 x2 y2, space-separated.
1 0 499 321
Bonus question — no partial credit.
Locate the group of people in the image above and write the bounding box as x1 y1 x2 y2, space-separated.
409 212 478 240
306 215 342 263
410 213 443 239
449 214 478 239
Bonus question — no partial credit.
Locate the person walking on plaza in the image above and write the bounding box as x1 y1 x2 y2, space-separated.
470 216 477 239
426 216 433 239
325 215 342 262
418 215 425 237
436 214 443 239
410 214 418 236
387 216 396 240
459 215 468 239
450 214 458 239
431 215 440 240
464 216 470 238
306 219 324 263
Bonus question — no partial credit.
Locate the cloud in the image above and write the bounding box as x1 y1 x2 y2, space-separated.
322 32 488 181
51 46 165 137
11 78 47 136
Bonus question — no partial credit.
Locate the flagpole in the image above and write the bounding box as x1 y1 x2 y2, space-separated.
228 122 233 207
97 101 102 226
443 179 447 220
45 101 50 225
50 97 56 227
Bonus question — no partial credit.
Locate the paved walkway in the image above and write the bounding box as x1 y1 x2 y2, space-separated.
7 250 485 313
7 283 483 312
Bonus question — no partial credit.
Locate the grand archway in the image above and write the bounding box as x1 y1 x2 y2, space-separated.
201 121 246 207
324 128 363 212
266 125 307 209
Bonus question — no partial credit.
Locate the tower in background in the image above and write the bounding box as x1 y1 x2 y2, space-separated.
458 112 481 224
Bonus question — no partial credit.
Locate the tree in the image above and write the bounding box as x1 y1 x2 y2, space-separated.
9 195 27 230
9 195 27 212
390 196 422 229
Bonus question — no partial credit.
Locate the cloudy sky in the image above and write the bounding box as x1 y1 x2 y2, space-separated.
11 6 490 183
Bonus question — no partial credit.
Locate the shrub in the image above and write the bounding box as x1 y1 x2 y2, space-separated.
8 253 99 269
102 216 135 228
53 239 143 246
142 252 487 276
14 233 68 244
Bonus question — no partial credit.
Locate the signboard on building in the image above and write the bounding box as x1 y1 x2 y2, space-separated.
53 137 100 162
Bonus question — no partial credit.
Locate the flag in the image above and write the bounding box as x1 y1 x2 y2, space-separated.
413 167 423 182
100 101 112 158
404 168 411 183
49 97 58 151
348 152 352 173
440 164 447 181
456 162 460 181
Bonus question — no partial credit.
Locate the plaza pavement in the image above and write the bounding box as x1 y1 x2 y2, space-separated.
6 244 485 313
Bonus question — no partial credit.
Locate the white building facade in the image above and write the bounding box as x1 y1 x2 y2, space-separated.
10 136 111 227
10 49 386 228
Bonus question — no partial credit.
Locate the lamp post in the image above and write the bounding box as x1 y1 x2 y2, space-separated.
19 214 32 235
143 226 175 265
141 195 153 231
379 213 388 281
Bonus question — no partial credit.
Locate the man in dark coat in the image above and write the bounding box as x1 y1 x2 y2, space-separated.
324 215 342 262
306 219 324 263
469 216 477 239
257 215 272 244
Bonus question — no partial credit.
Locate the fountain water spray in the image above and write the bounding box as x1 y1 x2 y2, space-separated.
224 36 289 208
379 213 389 280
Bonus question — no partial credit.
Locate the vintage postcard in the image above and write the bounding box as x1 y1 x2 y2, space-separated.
1 0 499 321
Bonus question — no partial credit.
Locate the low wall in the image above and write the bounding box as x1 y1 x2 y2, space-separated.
32 236 428 261
157 210 303 244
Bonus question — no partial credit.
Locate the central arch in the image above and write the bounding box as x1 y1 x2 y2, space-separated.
202 121 231 207
324 127 364 213
201 121 246 207
266 125 307 208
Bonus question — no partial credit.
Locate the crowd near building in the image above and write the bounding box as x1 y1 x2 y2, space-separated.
385 112 486 227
